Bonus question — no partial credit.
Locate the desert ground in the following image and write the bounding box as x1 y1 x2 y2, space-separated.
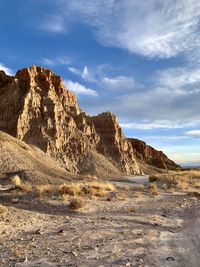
0 172 199 267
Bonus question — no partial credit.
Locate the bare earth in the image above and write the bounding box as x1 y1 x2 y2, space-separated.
0 177 199 267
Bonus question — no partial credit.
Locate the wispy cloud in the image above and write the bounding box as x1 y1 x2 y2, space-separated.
39 16 65 33
186 129 200 138
102 76 135 91
68 65 96 82
0 63 13 76
40 57 71 67
68 66 82 76
156 68 200 89
144 135 189 141
121 120 199 130
41 58 55 66
44 0 200 59
64 80 98 96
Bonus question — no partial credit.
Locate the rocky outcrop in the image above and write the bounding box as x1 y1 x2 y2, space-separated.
128 138 180 170
0 66 179 175
90 112 140 174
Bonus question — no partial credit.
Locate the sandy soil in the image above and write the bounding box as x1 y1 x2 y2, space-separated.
0 177 199 267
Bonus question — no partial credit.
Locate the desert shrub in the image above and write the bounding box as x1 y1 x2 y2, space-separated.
133 191 142 198
59 183 82 196
0 204 7 214
34 184 57 197
150 183 159 196
192 181 200 188
128 205 136 212
11 175 21 186
61 194 69 203
68 197 85 210
17 182 33 193
176 180 189 190
149 175 158 182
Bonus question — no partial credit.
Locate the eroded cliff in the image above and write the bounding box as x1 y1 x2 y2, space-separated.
0 66 179 175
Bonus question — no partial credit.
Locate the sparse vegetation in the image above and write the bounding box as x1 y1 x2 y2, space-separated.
150 170 200 191
68 197 85 210
25 181 116 201
128 204 136 212
0 204 7 214
133 191 142 198
61 194 69 203
11 175 21 186
17 182 33 193
150 183 159 196
59 181 115 198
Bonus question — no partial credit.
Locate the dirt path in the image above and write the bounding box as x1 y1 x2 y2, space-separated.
152 204 200 267
0 176 199 266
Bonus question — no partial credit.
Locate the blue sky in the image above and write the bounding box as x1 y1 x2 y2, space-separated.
1 0 200 166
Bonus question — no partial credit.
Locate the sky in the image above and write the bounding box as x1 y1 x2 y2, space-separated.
1 0 200 166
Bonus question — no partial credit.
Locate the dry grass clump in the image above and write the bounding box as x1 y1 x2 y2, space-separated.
150 183 159 196
17 182 33 193
11 176 33 192
176 180 189 190
68 197 85 210
128 204 136 212
117 192 127 200
59 181 115 198
34 184 58 197
61 194 69 203
133 191 142 198
192 181 200 188
11 175 21 186
10 178 115 201
151 170 200 191
0 204 7 214
59 183 82 196
32 181 115 199
86 181 115 191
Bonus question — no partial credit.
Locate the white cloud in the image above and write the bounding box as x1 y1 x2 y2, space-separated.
102 76 135 91
68 65 96 82
121 120 199 130
144 136 189 140
41 58 55 66
64 80 98 96
186 129 200 138
0 63 13 76
50 0 200 59
41 57 71 67
68 67 81 75
39 16 65 33
157 68 200 89
82 66 89 79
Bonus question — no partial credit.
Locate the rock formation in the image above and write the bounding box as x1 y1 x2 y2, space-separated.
128 138 180 170
0 66 180 175
90 112 140 174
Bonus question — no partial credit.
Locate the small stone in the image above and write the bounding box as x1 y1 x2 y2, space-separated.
166 256 175 261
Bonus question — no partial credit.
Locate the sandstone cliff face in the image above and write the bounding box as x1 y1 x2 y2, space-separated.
90 112 140 174
128 138 180 170
0 66 179 175
0 66 98 173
